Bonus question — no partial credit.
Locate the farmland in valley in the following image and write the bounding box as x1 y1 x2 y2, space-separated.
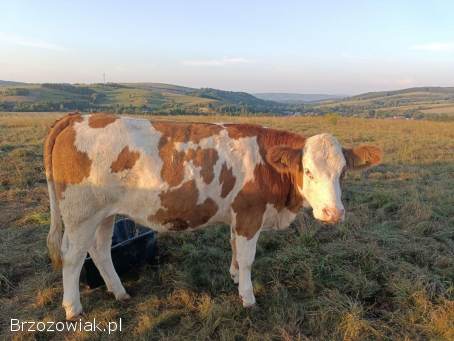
2 81 454 120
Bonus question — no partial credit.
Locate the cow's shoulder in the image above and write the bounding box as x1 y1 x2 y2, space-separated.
225 123 306 152
229 125 305 239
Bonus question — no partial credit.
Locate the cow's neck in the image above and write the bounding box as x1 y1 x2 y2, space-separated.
285 170 304 213
254 163 304 213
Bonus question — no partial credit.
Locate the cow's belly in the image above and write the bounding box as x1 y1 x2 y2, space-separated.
59 153 235 232
110 178 233 233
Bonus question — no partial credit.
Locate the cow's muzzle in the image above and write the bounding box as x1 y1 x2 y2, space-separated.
320 207 345 224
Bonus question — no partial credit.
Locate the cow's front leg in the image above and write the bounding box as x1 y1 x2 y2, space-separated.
235 230 260 307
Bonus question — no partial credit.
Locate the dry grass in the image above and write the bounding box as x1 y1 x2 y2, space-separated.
0 112 453 340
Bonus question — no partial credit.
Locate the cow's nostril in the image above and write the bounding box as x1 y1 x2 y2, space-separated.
322 207 344 222
322 207 330 217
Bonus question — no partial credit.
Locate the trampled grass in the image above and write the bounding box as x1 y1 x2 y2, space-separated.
0 112 453 340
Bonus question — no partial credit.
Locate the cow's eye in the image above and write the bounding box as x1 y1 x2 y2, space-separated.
304 168 314 180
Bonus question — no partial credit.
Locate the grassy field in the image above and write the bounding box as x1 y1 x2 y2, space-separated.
0 112 453 340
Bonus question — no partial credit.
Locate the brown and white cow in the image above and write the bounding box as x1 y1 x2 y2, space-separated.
44 112 382 319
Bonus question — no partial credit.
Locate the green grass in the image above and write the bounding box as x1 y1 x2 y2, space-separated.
0 113 453 340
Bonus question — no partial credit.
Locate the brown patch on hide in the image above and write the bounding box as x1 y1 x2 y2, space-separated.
224 123 259 140
152 121 223 144
152 121 223 187
219 162 236 198
157 138 186 187
44 112 83 181
225 123 306 159
110 146 140 173
88 113 118 128
185 148 219 184
150 180 218 230
232 165 278 239
229 124 307 239
51 115 92 200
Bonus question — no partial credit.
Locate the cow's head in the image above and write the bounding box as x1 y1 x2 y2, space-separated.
266 133 382 224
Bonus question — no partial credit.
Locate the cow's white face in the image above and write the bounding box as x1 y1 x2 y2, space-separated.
301 134 346 224
266 133 382 225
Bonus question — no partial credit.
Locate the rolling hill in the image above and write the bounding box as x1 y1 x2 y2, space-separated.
1 81 454 119
307 86 454 120
0 80 25 86
0 81 288 114
254 92 344 103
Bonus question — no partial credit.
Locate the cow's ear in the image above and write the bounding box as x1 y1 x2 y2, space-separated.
343 145 382 170
266 145 302 174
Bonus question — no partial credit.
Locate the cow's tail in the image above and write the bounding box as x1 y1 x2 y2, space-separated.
46 177 63 270
44 113 80 270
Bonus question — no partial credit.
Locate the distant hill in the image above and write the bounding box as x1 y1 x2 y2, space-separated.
307 86 454 120
125 82 196 94
0 81 289 114
254 92 344 103
191 88 288 112
1 81 453 119
350 86 454 100
0 80 25 86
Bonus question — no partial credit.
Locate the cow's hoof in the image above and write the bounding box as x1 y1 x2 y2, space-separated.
241 293 256 308
242 300 256 308
116 292 131 302
66 311 85 321
64 302 84 321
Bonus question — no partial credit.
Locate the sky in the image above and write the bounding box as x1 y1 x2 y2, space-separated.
1 0 454 94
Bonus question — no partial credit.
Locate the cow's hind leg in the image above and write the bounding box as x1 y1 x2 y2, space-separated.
88 215 129 301
229 226 239 284
61 218 99 320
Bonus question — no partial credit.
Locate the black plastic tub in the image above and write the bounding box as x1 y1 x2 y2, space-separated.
81 217 157 289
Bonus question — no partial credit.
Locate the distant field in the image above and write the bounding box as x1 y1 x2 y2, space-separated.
311 88 454 118
0 112 453 340
421 104 454 115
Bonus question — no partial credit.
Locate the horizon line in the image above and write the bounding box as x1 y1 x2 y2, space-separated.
1 79 453 97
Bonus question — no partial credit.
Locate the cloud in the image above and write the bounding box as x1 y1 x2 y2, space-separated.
182 57 253 66
410 42 454 52
0 32 66 51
